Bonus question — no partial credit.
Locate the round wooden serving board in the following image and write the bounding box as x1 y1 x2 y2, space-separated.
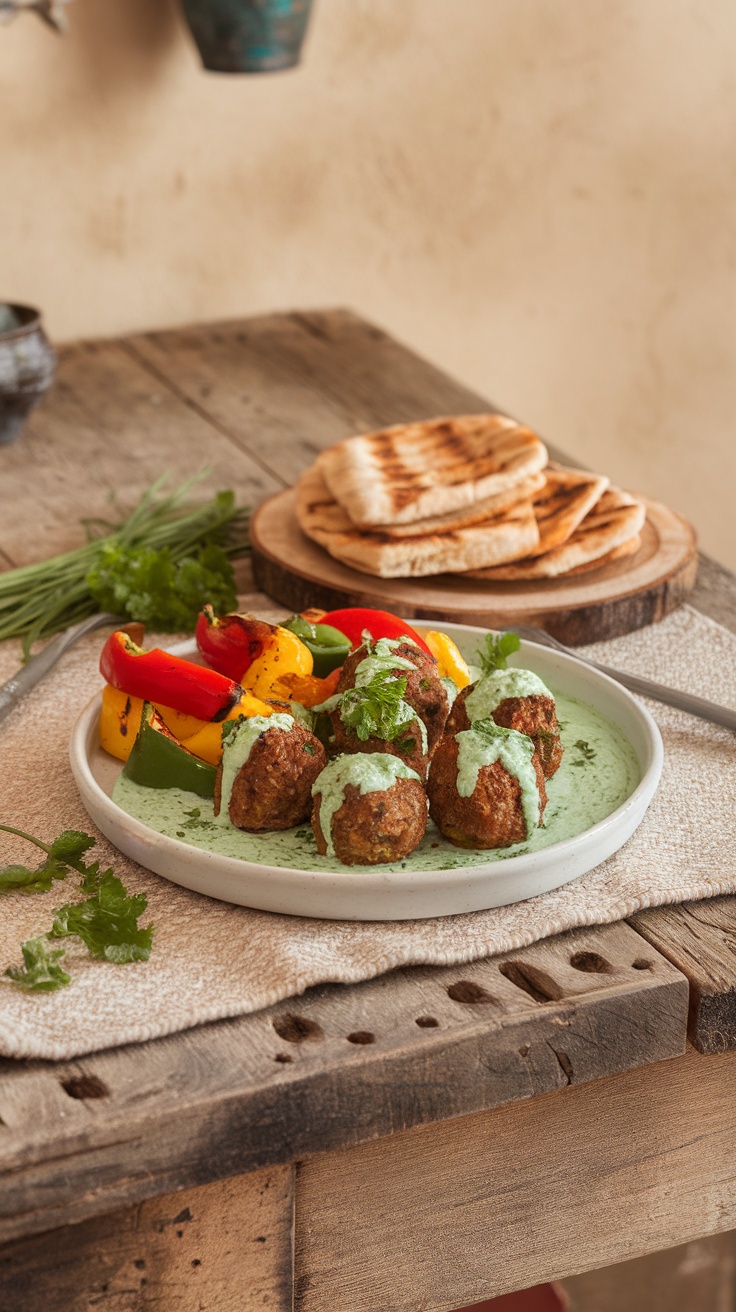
250 489 698 645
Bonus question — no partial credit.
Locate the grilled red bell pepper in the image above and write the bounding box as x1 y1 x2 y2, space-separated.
100 630 243 723
318 607 431 654
195 605 277 681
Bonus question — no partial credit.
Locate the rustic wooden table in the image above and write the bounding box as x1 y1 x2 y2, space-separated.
0 310 735 1312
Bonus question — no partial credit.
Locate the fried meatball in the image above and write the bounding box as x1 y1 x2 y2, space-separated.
446 669 562 779
336 639 449 753
311 754 427 865
329 712 429 780
214 714 325 831
427 722 547 849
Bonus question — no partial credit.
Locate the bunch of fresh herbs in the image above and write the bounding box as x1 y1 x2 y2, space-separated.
0 473 249 654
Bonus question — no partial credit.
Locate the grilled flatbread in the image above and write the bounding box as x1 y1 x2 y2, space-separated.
563 534 642 577
528 465 609 558
296 461 546 541
465 487 645 581
298 495 540 580
319 414 548 527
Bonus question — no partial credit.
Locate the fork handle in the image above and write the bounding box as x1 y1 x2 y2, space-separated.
581 658 736 732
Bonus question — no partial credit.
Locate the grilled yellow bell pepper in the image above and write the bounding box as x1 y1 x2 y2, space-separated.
99 686 209 762
99 685 144 762
181 691 275 765
421 631 471 690
240 625 313 699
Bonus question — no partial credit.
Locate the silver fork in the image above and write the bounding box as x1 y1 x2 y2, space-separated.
511 624 736 733
0 612 121 727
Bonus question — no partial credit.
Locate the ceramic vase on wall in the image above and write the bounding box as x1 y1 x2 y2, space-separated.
0 304 55 445
181 0 314 73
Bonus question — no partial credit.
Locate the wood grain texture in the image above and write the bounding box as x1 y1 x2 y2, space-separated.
0 339 282 568
631 899 736 1053
0 923 686 1242
294 1046 736 1312
250 487 697 644
0 1164 294 1312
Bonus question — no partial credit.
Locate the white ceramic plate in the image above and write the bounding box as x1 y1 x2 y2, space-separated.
69 624 663 921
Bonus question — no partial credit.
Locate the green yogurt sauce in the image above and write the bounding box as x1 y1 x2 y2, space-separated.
456 721 540 836
217 713 295 825
112 687 640 873
464 668 553 721
312 754 423 858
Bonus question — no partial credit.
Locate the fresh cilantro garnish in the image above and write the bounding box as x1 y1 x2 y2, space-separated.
87 540 236 632
0 825 155 989
5 938 71 993
339 670 411 742
0 825 96 894
476 631 521 674
50 871 153 963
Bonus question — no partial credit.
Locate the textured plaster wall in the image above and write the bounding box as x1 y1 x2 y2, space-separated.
1 0 735 568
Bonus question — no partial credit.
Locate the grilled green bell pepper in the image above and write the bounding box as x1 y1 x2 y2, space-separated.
123 702 217 799
282 615 351 678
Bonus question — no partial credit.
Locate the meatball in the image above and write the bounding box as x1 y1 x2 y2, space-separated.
330 712 429 780
312 754 427 865
446 669 562 779
214 713 325 831
336 638 449 753
427 720 547 849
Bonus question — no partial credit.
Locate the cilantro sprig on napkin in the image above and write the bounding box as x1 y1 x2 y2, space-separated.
0 825 154 992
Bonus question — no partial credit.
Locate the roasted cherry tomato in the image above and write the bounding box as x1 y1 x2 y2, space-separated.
318 608 431 655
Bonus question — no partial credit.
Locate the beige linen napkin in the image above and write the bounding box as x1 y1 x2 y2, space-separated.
0 604 734 1060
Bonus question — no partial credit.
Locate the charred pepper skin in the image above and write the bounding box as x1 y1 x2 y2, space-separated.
100 630 244 723
195 606 277 682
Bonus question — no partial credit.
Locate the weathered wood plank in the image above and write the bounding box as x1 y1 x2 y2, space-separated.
0 339 282 567
0 923 686 1242
0 1164 294 1312
123 326 353 487
630 899 736 1053
293 1046 736 1312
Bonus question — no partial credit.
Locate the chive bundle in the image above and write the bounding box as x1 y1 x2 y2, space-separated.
0 474 250 650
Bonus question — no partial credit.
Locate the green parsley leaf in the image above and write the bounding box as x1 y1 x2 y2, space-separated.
48 830 97 867
49 871 153 963
0 825 98 894
87 540 237 633
5 938 71 992
339 671 411 742
476 631 522 674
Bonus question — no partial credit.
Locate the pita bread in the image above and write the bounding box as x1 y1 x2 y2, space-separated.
563 534 642 577
464 487 646 581
319 414 548 527
296 461 546 541
298 495 541 579
527 465 609 557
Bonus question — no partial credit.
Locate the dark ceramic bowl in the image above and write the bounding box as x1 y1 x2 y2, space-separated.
0 303 56 445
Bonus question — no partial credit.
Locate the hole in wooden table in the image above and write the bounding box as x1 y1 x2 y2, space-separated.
447 980 496 1005
498 962 562 1003
346 1031 375 1045
569 950 611 973
61 1074 109 1100
272 1014 324 1044
632 958 655 970
415 1015 439 1028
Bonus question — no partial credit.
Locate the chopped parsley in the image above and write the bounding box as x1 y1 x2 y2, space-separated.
87 539 237 633
5 938 71 993
339 670 413 742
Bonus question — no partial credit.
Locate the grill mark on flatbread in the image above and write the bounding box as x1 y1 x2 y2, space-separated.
320 414 547 526
296 463 546 541
526 467 609 558
464 487 645 580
